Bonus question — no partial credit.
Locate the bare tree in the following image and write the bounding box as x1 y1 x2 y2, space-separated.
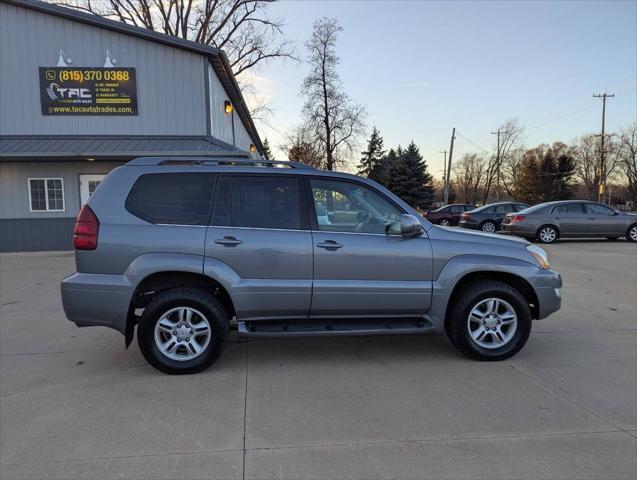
500 147 525 199
279 123 324 168
300 17 366 170
572 133 623 200
53 0 295 77
617 123 637 204
453 153 487 204
483 118 524 202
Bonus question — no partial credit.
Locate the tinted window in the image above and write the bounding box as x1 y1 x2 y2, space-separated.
449 205 463 213
495 204 515 213
552 203 583 214
213 175 303 230
126 173 215 225
585 203 615 214
310 179 402 234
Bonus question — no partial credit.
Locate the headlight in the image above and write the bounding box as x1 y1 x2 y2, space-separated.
526 244 550 269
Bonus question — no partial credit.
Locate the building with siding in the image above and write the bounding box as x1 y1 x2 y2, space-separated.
0 0 264 252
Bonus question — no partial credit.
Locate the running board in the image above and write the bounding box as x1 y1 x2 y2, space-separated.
238 318 434 338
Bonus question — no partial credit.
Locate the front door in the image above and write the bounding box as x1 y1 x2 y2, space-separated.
307 178 432 318
204 174 313 322
79 174 106 206
585 203 624 236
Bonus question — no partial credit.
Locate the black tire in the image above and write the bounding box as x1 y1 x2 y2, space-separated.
137 287 229 374
627 224 637 243
481 220 497 234
439 218 451 226
536 225 558 244
446 280 532 361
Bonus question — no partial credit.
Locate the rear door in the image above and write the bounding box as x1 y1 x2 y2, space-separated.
585 203 624 236
307 177 432 318
551 203 588 235
204 174 313 322
448 205 464 225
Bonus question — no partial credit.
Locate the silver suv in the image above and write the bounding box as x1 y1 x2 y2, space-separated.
61 157 562 374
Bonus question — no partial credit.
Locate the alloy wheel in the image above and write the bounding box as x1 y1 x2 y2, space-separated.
482 222 496 233
467 298 518 349
440 219 450 226
630 225 637 242
153 306 212 361
539 227 557 243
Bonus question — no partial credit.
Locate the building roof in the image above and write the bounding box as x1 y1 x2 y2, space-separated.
0 0 264 155
0 135 250 161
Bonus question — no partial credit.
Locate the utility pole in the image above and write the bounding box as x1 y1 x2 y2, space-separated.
444 128 455 205
439 150 447 199
593 92 614 204
491 130 502 202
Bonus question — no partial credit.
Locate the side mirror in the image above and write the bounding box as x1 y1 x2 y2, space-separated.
386 214 423 237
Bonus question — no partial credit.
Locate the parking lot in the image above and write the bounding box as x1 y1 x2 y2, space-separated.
1 240 636 479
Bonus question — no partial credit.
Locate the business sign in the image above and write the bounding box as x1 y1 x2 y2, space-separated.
39 67 138 115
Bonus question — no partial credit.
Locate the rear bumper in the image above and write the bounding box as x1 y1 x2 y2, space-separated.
529 269 562 319
459 220 480 230
61 273 132 335
501 223 536 237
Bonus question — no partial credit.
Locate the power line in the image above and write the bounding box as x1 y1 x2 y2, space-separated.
593 91 615 204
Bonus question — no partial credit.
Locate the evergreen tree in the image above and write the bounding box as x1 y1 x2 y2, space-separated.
370 148 396 186
516 149 542 204
262 138 273 160
516 143 576 203
358 127 385 177
387 141 434 210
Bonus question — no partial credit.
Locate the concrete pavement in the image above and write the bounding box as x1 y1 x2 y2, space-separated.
1 241 636 479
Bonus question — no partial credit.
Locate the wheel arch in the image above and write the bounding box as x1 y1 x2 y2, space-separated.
444 271 540 330
125 271 236 347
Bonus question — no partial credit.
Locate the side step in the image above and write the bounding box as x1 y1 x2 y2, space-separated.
238 318 434 338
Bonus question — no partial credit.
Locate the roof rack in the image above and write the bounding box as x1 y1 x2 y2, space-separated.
126 156 315 169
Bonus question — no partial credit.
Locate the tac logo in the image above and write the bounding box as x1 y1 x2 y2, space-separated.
46 83 92 101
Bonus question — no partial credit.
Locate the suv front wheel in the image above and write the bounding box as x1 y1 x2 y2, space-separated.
446 280 532 361
137 288 229 374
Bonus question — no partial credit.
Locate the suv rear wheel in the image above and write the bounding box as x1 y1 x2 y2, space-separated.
137 287 229 374
446 280 532 361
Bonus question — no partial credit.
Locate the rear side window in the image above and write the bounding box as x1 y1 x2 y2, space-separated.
552 203 583 214
212 175 303 230
495 204 515 213
126 173 216 225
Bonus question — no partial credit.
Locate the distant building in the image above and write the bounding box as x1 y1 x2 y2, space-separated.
0 0 264 252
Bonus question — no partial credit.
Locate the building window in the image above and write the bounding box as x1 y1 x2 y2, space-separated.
28 178 65 212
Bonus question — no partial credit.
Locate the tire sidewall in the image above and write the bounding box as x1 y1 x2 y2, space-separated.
452 285 532 360
627 224 637 243
138 291 227 374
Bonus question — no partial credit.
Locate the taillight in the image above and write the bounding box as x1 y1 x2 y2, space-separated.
461 213 470 221
510 214 526 223
74 205 99 250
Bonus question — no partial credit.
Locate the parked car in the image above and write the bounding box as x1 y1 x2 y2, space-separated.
460 202 529 233
501 200 637 243
61 157 562 374
423 204 476 226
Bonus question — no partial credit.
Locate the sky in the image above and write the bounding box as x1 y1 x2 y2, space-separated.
247 0 637 176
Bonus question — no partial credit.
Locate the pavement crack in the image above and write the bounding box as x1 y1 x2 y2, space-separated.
505 362 626 432
242 341 249 480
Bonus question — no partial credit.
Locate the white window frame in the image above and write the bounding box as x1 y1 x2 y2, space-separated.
28 177 65 212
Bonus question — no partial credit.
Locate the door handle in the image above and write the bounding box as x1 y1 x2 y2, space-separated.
316 240 343 249
215 236 243 246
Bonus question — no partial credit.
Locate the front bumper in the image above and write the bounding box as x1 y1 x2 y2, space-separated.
61 273 133 335
529 269 562 319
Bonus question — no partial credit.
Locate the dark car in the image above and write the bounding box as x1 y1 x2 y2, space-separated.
423 204 476 226
460 202 529 233
501 200 637 243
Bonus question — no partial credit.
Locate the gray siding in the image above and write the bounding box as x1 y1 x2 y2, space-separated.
208 63 234 145
0 2 207 136
0 217 75 251
0 161 124 219
234 116 254 153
